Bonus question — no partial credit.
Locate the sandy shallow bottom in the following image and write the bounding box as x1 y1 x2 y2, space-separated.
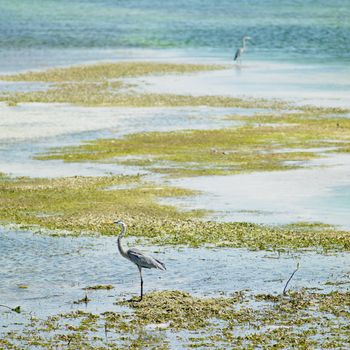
1 227 349 331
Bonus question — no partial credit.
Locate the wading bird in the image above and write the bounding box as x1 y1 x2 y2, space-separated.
234 36 252 64
115 220 166 301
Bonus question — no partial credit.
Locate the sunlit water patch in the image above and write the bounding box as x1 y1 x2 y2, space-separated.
1 227 349 331
165 154 350 229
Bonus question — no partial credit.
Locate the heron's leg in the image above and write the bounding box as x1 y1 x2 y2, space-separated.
138 266 143 301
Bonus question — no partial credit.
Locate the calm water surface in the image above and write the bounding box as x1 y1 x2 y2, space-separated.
1 0 349 62
165 154 350 229
1 227 349 329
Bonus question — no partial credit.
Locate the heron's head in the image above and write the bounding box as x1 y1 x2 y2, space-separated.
114 219 124 225
243 36 252 41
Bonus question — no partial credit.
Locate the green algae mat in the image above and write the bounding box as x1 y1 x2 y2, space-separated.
2 290 349 349
1 174 349 252
35 109 350 177
0 61 290 109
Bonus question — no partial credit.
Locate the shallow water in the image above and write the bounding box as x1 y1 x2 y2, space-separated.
0 104 252 143
1 0 349 109
165 154 350 229
132 62 350 108
1 102 349 227
1 227 349 329
0 103 251 177
0 81 49 93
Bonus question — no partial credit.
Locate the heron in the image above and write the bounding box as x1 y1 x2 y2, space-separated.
234 36 252 64
114 220 166 301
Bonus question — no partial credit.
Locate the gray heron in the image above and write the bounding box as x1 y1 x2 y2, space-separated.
115 220 166 301
234 36 251 64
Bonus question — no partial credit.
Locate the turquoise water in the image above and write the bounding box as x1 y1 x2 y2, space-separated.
1 0 350 62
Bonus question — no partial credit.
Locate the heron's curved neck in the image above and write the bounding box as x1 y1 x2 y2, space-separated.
242 38 247 48
117 223 128 258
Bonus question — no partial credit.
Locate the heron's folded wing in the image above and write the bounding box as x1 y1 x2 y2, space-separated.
154 258 166 270
127 248 166 270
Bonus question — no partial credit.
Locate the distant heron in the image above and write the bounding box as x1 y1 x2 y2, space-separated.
115 220 166 301
234 36 252 64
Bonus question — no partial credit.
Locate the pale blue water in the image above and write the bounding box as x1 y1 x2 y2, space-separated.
1 0 349 63
1 227 349 333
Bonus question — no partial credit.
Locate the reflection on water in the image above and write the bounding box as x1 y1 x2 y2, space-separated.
1 227 349 328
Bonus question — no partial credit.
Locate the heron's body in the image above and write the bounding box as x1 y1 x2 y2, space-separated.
234 47 244 61
115 220 165 300
234 36 251 64
126 248 166 270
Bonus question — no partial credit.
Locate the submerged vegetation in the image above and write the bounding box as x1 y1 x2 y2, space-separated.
2 289 349 349
0 61 272 108
0 174 349 251
36 108 350 176
0 62 226 82
0 174 200 235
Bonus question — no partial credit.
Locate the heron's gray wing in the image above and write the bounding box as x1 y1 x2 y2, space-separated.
127 248 166 270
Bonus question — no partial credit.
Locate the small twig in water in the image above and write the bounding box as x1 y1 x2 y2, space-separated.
0 304 21 313
67 335 73 347
73 293 90 305
283 262 300 295
104 322 108 341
